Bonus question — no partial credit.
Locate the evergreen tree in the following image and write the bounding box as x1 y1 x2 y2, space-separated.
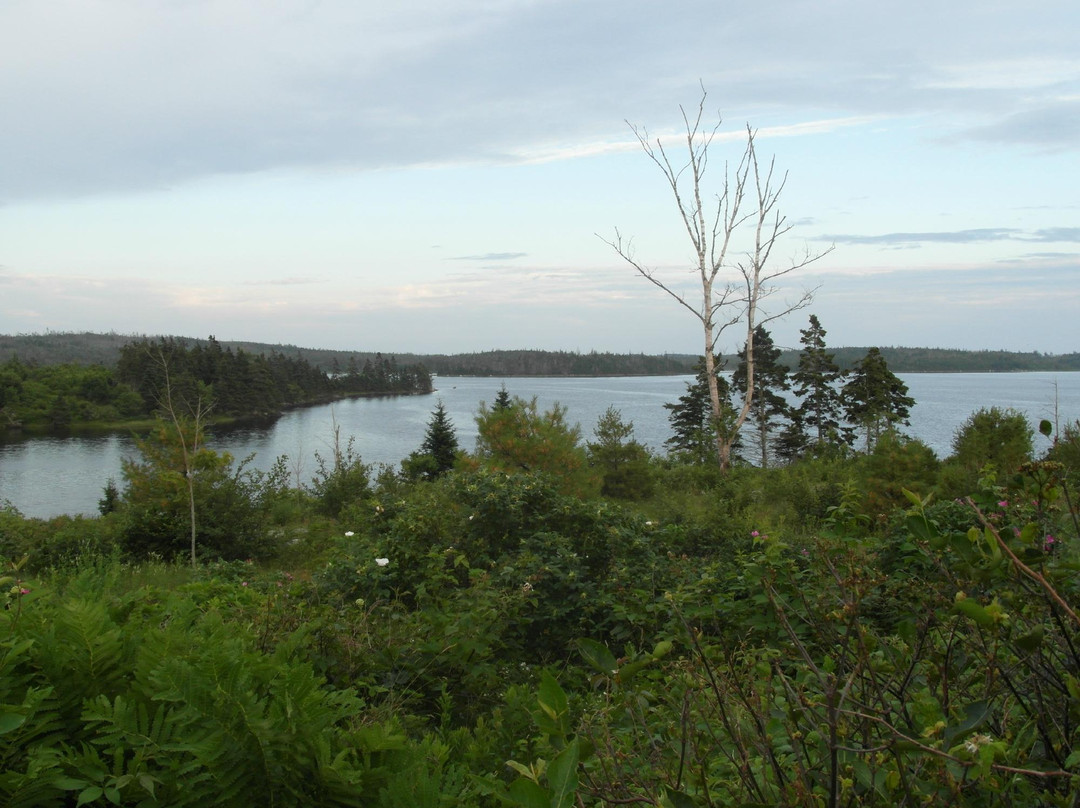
493 384 512 411
587 407 654 499
791 315 848 452
473 395 598 496
842 347 915 451
732 326 791 468
665 358 735 464
403 401 459 481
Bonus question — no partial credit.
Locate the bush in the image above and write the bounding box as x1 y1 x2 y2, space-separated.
950 406 1033 475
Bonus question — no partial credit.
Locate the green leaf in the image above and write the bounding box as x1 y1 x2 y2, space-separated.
905 514 936 543
546 740 579 808
0 711 27 735
576 638 617 675
1040 419 1053 437
944 700 990 746
953 597 995 628
77 787 104 806
537 672 567 720
901 487 924 508
51 777 90 791
136 773 158 798
506 760 537 781
507 777 548 808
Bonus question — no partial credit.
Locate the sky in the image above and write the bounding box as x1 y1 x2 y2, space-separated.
1 0 1078 356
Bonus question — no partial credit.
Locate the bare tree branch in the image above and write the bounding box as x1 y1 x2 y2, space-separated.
601 89 833 469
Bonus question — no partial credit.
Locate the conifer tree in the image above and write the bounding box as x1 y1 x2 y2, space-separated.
842 347 914 451
732 325 791 467
402 401 459 481
587 407 654 499
421 401 459 477
791 314 848 452
473 395 598 496
665 358 735 464
493 384 512 411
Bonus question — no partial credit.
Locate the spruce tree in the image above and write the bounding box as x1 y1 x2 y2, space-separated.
791 315 848 453
732 326 791 468
587 407 654 499
403 400 459 481
493 384 512 411
665 358 734 464
420 401 458 475
842 347 914 451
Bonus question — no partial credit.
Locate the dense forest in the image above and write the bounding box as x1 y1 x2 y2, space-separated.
2 331 1077 375
2 318 1079 806
0 336 431 430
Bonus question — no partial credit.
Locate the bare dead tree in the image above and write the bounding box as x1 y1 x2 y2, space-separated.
151 349 212 567
600 89 831 469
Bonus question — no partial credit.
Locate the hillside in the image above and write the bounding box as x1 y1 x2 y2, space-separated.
1 331 1078 374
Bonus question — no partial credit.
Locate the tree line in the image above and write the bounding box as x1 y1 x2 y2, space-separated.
666 315 915 467
3 331 1077 375
0 336 432 430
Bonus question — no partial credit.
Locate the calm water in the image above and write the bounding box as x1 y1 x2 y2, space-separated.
1 373 1077 519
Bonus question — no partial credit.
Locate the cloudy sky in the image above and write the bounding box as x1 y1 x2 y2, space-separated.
2 0 1078 355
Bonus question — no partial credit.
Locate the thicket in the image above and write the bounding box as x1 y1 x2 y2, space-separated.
1 391 1079 806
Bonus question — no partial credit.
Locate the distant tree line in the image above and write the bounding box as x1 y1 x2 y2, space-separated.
0 336 431 430
776 345 1080 373
1 331 1076 374
415 349 694 377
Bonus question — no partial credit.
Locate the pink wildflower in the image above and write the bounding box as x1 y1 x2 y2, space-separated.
997 500 1009 508
241 581 249 587
751 530 760 538
19 587 30 595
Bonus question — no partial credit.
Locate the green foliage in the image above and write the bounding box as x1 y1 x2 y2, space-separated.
309 436 372 519
0 578 422 807
119 419 276 561
732 326 793 467
587 407 655 500
5 385 1080 808
842 347 915 451
664 357 736 464
787 314 849 456
950 406 1034 478
473 396 599 497
856 431 940 522
402 400 459 482
0 358 144 429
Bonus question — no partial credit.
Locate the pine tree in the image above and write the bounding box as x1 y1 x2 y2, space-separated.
732 326 791 468
842 347 915 451
587 407 654 499
493 385 512 411
473 395 598 496
402 401 459 481
791 315 848 453
420 401 459 475
665 358 735 464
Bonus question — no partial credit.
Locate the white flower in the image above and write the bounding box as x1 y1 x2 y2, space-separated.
375 557 389 567
344 531 355 537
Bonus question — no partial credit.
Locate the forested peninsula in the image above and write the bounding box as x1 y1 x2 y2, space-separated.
0 336 432 431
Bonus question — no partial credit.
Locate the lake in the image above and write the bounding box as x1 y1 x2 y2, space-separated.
1 372 1077 519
